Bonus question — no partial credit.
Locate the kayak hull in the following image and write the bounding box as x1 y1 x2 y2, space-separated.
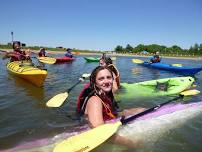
55 57 75 63
84 57 100 62
115 76 194 101
7 61 48 87
2 101 202 152
140 62 202 75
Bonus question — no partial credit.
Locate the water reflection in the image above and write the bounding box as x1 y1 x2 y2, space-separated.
131 67 141 75
8 74 45 106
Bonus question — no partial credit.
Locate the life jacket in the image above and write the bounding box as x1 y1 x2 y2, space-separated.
108 64 120 88
38 50 46 57
10 51 26 62
65 52 73 58
77 83 118 121
151 55 161 63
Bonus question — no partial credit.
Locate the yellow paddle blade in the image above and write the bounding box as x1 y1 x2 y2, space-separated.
38 57 56 64
53 122 122 152
172 64 182 67
132 59 144 64
111 57 116 61
46 92 68 107
82 73 91 78
180 89 200 96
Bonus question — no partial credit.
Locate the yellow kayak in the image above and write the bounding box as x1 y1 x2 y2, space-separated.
6 61 48 87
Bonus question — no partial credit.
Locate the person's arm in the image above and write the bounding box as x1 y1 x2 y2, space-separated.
86 96 143 149
112 72 119 93
85 96 104 128
2 52 17 59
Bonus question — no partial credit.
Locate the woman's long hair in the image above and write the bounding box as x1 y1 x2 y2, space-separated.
100 54 113 65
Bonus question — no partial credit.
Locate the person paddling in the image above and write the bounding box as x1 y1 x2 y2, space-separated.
150 51 161 63
3 41 31 62
99 53 120 93
38 48 46 57
77 66 145 148
65 48 73 58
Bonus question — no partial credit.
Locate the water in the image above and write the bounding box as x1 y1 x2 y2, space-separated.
0 54 202 152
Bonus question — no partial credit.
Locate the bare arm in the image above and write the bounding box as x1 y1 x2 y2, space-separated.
112 72 119 93
85 96 104 128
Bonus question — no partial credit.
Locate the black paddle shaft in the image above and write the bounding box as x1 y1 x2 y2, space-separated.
121 95 183 125
67 79 83 93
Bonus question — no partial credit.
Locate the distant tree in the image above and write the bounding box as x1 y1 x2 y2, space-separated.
114 45 123 53
193 43 199 51
125 44 133 52
199 44 202 51
134 44 145 52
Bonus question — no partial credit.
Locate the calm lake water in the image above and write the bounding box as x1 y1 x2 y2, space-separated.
0 54 202 152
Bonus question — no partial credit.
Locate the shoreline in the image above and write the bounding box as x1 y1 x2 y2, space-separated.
46 51 202 61
1 48 202 60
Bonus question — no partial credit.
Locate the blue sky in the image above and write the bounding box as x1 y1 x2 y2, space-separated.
0 0 202 51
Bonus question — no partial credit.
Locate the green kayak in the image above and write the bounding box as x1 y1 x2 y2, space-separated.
84 57 100 62
115 76 195 101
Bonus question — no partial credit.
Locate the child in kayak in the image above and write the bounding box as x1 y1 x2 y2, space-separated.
99 54 120 93
65 48 73 58
150 51 161 63
3 41 31 62
38 48 46 57
77 66 145 148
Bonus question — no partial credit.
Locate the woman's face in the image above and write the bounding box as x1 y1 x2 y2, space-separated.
13 43 21 51
95 69 113 93
99 59 107 67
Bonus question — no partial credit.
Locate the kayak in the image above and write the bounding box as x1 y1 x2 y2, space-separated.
6 61 48 87
84 57 100 62
84 57 116 62
134 60 202 75
37 57 56 64
115 76 194 101
2 100 202 152
55 57 75 63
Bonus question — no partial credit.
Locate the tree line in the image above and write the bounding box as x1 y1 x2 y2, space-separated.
114 43 202 56
1 43 202 56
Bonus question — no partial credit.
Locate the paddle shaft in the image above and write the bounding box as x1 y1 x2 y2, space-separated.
67 79 83 93
121 95 183 125
0 50 7 53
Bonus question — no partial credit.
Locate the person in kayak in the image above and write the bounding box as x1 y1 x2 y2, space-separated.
65 48 73 58
3 41 31 62
77 66 145 148
38 48 46 57
150 51 161 63
99 54 120 93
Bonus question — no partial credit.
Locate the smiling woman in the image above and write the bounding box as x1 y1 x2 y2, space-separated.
76 66 145 148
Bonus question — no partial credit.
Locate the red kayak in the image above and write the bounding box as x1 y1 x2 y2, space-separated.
55 57 75 63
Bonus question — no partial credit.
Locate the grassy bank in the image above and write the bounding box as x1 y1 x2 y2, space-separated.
1 48 202 60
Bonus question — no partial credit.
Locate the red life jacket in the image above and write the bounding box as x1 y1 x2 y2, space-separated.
38 50 46 57
77 83 118 121
10 51 26 62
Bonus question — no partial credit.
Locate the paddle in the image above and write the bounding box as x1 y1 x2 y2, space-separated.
132 59 182 67
53 89 200 152
36 56 56 64
46 73 91 107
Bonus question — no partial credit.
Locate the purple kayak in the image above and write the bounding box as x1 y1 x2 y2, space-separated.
2 101 202 152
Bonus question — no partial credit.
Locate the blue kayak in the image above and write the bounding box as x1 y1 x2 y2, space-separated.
137 61 202 76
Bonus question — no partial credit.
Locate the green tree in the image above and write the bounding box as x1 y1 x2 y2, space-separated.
114 45 123 53
125 44 133 53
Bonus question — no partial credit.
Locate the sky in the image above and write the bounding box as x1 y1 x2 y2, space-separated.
0 0 202 51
